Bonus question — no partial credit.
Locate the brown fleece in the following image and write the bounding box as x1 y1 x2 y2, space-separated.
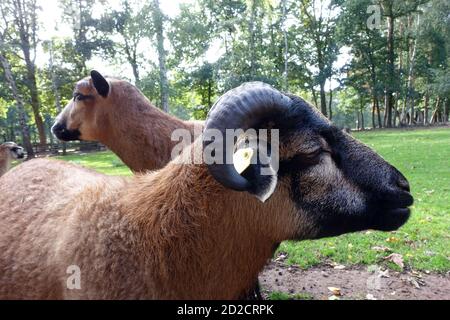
0 147 12 178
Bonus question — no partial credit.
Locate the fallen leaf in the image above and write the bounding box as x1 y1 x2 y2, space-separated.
333 264 346 270
408 277 421 289
275 253 287 262
372 246 392 252
384 253 404 269
328 295 340 300
366 294 377 300
327 287 341 296
386 237 400 243
379 269 390 278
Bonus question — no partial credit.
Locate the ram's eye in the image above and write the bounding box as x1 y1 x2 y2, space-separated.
305 148 322 159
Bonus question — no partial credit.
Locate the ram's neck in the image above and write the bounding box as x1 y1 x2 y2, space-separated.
101 87 201 173
121 142 295 299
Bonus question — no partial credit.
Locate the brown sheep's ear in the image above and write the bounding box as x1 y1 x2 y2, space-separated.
90 70 109 97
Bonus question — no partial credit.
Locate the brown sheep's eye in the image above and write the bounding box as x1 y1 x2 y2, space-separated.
73 92 94 102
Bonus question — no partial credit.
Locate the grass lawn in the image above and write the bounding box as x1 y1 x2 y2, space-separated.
55 151 131 176
54 128 450 272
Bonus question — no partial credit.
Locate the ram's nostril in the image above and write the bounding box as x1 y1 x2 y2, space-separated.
397 177 410 192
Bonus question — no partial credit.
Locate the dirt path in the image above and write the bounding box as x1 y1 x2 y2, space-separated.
259 261 450 300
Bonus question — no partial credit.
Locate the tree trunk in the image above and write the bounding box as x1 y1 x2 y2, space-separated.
23 50 46 146
375 97 382 128
131 61 140 86
372 99 376 129
152 0 169 113
384 5 395 128
319 82 327 117
13 0 46 146
49 41 66 155
311 88 318 109
328 80 333 120
444 98 449 122
360 109 365 130
0 50 34 158
406 15 419 125
207 78 212 108
356 111 360 130
432 97 441 123
424 92 429 125
248 0 256 78
281 0 288 91
122 37 140 86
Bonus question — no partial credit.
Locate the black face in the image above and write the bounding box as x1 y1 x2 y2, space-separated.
11 147 24 159
51 122 81 141
277 96 413 239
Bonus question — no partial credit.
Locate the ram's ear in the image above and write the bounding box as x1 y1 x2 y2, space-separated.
90 70 109 97
233 138 278 203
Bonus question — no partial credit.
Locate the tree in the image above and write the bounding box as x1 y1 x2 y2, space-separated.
338 0 385 128
100 0 150 86
414 0 449 124
375 0 428 127
150 0 169 112
1 0 47 146
0 45 34 157
44 39 67 154
293 0 340 118
59 0 114 75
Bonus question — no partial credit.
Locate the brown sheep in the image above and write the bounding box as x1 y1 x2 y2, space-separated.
0 82 413 299
51 70 202 173
0 142 24 177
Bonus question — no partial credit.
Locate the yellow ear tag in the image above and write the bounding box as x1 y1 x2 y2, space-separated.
233 148 254 174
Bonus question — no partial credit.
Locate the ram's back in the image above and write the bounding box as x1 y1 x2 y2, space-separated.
0 158 123 298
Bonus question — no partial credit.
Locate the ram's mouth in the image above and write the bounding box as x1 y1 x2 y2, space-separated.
371 207 411 232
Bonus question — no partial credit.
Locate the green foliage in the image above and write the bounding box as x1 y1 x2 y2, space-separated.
1 0 448 134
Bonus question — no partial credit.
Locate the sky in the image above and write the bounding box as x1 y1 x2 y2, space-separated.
36 0 349 89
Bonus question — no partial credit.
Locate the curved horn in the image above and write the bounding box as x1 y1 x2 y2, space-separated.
203 82 292 191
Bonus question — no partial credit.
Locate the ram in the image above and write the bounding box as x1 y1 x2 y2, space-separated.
0 82 413 299
51 70 202 173
0 142 24 177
